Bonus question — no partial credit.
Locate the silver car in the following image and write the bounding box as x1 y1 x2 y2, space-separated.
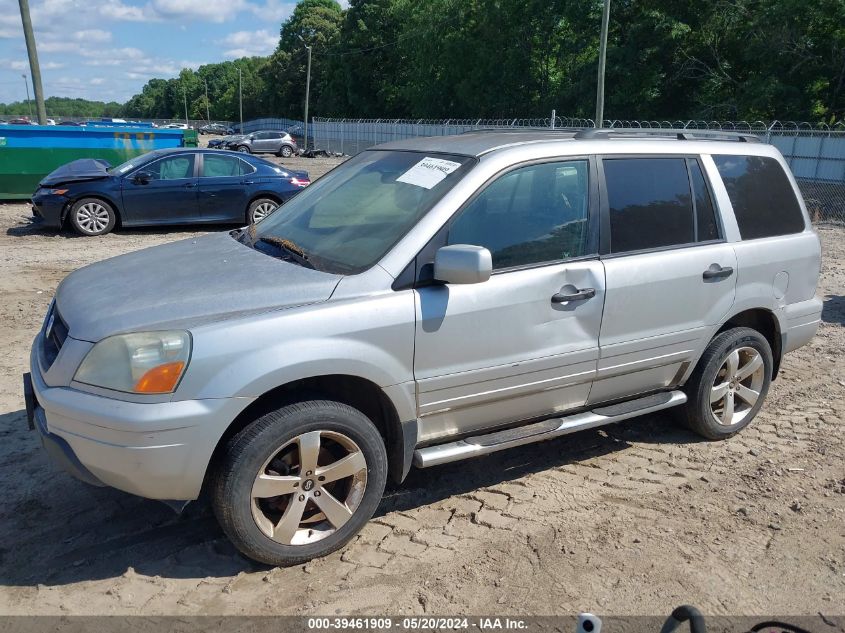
229 130 298 157
25 130 822 565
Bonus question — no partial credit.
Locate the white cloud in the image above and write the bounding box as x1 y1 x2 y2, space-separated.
90 77 106 85
149 0 248 23
98 0 155 22
221 29 276 58
248 0 295 22
73 29 113 43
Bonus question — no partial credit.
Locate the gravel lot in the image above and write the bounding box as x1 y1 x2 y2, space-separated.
0 152 842 617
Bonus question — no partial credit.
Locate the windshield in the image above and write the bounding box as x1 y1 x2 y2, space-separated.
108 151 158 175
250 150 475 274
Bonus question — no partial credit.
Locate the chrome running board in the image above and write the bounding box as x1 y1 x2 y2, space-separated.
413 390 687 468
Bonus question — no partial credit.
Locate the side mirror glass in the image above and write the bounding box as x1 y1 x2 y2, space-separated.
433 244 492 285
133 171 152 184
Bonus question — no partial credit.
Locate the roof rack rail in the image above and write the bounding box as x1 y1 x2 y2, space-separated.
573 128 761 143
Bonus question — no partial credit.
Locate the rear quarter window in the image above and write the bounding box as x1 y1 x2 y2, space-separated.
713 155 805 239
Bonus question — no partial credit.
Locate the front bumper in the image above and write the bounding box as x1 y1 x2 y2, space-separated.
30 190 66 228
28 340 253 502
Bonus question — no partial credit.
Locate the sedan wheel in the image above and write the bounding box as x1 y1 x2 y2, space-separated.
248 198 279 224
69 198 117 236
238 145 250 153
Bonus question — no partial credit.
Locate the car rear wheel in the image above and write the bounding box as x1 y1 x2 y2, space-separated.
69 198 117 236
212 400 388 566
248 198 279 224
679 327 772 440
279 145 293 158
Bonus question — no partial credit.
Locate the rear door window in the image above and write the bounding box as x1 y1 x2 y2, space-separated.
202 154 245 178
604 158 694 253
713 155 805 239
689 159 720 242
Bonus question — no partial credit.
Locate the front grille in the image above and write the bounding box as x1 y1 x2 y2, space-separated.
42 305 69 369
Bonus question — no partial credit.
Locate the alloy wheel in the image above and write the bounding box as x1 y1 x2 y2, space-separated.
251 430 368 546
710 346 765 426
251 201 277 222
75 202 110 234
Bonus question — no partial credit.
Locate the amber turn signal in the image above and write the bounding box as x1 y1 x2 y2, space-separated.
134 361 186 393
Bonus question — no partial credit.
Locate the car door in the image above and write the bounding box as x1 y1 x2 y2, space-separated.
589 156 737 404
196 153 254 222
252 132 274 152
121 153 198 225
413 158 605 444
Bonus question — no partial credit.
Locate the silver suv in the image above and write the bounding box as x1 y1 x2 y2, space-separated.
229 130 298 157
24 130 822 566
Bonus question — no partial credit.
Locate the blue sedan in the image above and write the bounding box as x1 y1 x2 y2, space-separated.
31 148 311 236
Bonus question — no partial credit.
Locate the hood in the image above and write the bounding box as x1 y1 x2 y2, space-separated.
55 232 342 342
39 158 112 187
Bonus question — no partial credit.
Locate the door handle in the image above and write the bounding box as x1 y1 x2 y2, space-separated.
241 180 255 185
551 286 596 303
702 264 734 280
183 182 196 188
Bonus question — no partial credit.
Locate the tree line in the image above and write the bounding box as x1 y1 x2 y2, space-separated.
0 96 123 118
4 0 844 123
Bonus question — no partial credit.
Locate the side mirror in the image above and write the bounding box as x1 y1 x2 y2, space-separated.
133 170 152 184
434 244 492 285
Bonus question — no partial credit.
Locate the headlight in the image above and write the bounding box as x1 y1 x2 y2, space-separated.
74 330 191 394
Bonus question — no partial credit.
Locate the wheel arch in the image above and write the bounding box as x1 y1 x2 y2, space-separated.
204 374 415 493
714 308 783 379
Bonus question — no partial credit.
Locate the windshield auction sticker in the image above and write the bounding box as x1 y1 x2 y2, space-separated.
397 156 462 189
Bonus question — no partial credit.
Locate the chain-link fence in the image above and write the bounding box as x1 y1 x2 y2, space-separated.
310 117 845 224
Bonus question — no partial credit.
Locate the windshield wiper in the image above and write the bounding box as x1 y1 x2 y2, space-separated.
254 236 315 269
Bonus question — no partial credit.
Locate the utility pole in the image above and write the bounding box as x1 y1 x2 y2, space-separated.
22 74 32 118
183 84 188 126
595 0 611 128
238 67 243 132
204 79 210 122
297 34 312 150
17 0 47 124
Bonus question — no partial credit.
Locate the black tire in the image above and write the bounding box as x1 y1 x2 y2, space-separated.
247 197 279 224
68 197 117 236
278 145 293 158
212 400 388 566
237 145 251 153
680 327 773 440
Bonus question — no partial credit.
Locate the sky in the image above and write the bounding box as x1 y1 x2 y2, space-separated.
0 0 345 105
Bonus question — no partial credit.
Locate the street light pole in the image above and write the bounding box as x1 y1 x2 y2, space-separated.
238 67 243 132
183 84 188 126
297 34 312 151
595 0 611 128
204 80 210 122
22 74 32 118
17 0 47 124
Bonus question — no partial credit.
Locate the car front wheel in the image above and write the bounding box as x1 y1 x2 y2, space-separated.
680 327 772 440
69 198 117 236
237 145 251 153
212 400 388 566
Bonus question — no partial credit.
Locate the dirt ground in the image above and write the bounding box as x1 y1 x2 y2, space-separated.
0 152 842 618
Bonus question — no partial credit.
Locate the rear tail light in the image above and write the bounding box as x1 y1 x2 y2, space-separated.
290 177 310 187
